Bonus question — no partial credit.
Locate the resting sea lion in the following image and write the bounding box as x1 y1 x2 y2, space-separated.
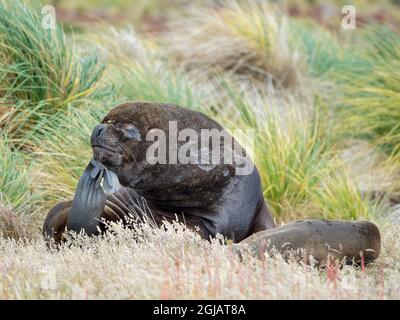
43 102 381 265
230 219 381 265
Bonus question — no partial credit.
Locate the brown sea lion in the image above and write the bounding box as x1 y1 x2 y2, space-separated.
43 102 381 265
230 219 381 265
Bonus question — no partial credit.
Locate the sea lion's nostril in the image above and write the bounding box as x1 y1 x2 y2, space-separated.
96 127 103 137
93 124 106 139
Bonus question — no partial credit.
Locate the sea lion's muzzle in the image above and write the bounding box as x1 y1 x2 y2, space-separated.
92 146 123 167
91 123 108 145
92 123 107 139
91 124 123 168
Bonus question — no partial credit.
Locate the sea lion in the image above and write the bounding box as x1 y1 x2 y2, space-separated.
43 101 381 265
230 219 381 265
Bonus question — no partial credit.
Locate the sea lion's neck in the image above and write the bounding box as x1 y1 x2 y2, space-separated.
116 162 143 189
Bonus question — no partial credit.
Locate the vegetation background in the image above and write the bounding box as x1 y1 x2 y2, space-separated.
0 0 399 299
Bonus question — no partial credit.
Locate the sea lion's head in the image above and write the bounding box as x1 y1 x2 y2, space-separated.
91 104 143 173
90 102 169 184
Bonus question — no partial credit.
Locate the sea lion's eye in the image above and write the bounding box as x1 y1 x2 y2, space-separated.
105 119 113 124
115 122 124 129
119 124 141 140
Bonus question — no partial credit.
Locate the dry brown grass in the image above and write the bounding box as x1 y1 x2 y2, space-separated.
0 203 34 241
0 220 399 299
164 1 307 91
340 139 400 200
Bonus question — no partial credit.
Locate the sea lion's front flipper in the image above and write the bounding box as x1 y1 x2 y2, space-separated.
232 219 381 266
103 169 121 195
89 159 121 195
89 159 102 179
67 161 106 236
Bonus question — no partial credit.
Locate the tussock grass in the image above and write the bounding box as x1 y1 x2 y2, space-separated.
338 27 400 156
0 0 106 140
0 203 34 240
30 104 106 209
115 59 201 109
339 140 400 200
313 167 380 220
211 84 378 222
0 134 35 213
92 27 203 109
0 221 398 299
289 19 358 79
165 1 307 90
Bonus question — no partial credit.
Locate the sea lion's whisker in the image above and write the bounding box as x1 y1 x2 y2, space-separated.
127 197 157 228
116 141 137 165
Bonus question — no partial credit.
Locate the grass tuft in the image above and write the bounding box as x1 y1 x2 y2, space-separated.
0 0 106 140
338 27 400 156
210 83 378 222
0 133 36 213
30 104 106 209
165 1 307 90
